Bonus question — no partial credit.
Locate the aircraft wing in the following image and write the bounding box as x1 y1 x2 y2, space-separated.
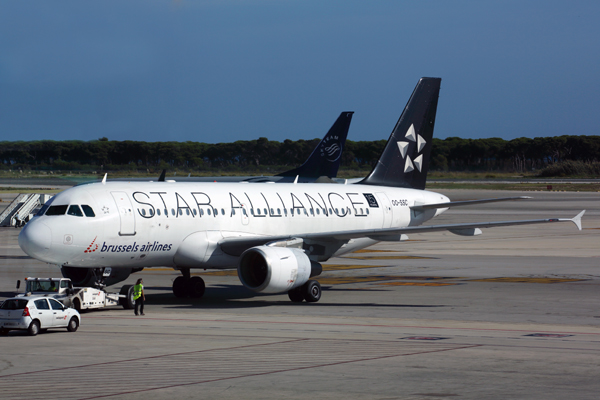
410 196 532 211
218 211 585 256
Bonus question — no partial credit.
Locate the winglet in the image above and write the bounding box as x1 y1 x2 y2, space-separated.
102 173 107 184
570 210 585 231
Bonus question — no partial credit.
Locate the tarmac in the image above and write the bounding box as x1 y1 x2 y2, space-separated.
0 189 598 400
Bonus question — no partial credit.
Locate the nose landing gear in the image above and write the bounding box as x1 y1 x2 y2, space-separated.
172 268 206 298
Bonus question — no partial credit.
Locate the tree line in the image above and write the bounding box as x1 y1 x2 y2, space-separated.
1 135 598 175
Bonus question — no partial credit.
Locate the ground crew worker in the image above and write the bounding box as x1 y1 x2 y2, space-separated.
133 278 145 316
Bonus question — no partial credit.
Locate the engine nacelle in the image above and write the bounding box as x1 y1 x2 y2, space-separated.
61 266 136 287
238 246 321 294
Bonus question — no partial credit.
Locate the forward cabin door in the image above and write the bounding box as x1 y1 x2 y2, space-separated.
111 192 136 236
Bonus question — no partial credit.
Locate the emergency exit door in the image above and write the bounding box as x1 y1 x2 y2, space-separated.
111 192 136 236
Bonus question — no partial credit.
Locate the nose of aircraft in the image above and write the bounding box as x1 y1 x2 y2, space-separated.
19 219 52 259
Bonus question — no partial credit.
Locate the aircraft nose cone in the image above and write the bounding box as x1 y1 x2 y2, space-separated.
19 220 52 259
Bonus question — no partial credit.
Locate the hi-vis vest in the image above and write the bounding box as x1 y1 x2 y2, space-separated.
133 284 143 300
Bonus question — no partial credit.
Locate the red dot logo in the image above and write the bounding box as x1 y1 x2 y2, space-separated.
84 236 99 253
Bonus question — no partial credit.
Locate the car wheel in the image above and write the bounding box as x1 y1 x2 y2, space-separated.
73 299 82 312
119 285 135 309
28 320 40 336
67 317 79 332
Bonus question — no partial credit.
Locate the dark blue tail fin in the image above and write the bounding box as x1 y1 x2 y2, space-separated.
359 78 441 189
278 112 353 178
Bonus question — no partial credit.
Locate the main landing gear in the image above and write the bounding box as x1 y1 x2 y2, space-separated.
172 268 205 298
288 279 321 303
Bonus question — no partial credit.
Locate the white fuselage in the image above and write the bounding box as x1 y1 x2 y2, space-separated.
19 181 449 270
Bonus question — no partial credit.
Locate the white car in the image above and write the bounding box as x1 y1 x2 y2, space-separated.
0 296 81 336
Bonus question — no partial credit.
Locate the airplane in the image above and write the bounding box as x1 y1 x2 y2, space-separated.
105 111 354 184
18 78 585 303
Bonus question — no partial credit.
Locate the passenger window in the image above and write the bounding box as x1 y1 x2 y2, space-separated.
171 209 175 216
316 209 320 215
34 299 50 310
193 209 197 216
251 208 255 215
221 209 225 215
46 205 68 216
232 209 236 216
257 209 261 215
49 298 64 310
81 205 96 217
270 208 274 215
243 209 247 216
277 208 281 215
141 209 146 216
200 209 204 216
329 208 332 215
178 209 183 216
67 205 84 217
264 208 267 216
186 209 190 216
366 209 369 215
207 208 212 216
157 209 161 216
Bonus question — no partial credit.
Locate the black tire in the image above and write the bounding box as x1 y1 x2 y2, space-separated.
119 285 135 309
172 276 188 298
188 276 206 298
288 287 304 302
67 317 79 332
303 280 321 303
73 299 82 312
28 320 40 336
0 328 9 335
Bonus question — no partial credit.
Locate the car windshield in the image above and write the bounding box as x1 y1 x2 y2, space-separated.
26 280 60 292
1 299 28 310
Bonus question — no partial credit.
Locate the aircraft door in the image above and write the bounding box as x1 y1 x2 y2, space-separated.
375 193 392 229
240 204 249 225
111 192 136 236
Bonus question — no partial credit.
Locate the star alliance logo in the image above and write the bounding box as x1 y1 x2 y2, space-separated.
397 124 426 173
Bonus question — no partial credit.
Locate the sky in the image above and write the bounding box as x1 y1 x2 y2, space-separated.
1 1 599 144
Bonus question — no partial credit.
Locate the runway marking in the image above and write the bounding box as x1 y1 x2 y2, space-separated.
0 339 476 400
322 264 395 271
525 333 574 338
351 249 399 253
343 255 433 260
376 282 458 287
468 277 585 284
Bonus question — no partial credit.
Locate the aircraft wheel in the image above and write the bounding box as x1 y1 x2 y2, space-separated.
188 276 205 298
303 280 321 303
119 285 135 309
173 276 188 298
0 328 9 335
288 287 304 302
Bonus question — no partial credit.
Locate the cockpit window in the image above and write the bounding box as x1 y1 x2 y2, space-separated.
67 205 84 217
36 196 56 216
45 205 68 216
81 205 96 217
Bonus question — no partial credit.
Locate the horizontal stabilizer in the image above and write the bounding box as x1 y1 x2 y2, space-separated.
411 196 532 211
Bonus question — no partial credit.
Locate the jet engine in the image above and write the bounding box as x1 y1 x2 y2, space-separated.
238 246 322 294
60 266 138 288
